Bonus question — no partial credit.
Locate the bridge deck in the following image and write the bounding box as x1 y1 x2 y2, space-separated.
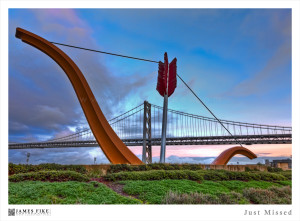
9 134 291 149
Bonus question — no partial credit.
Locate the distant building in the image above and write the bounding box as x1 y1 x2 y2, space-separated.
268 158 292 170
265 159 270 166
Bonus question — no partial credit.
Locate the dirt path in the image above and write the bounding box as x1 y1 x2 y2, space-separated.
90 178 141 201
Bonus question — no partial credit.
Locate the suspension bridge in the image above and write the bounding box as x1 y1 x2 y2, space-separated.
9 101 292 155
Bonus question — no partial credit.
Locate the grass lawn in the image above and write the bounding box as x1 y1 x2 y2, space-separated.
8 164 292 205
120 180 291 204
9 181 141 204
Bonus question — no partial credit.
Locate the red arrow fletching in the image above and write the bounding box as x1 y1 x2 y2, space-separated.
156 52 177 97
168 58 177 97
156 61 166 97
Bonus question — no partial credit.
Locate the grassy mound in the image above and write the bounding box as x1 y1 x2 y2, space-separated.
163 191 246 204
121 179 291 204
243 186 291 204
9 181 141 204
163 185 291 204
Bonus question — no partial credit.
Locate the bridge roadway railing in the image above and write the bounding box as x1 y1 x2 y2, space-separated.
9 134 292 149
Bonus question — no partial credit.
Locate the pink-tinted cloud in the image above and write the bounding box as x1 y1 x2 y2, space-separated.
129 144 292 158
34 9 87 28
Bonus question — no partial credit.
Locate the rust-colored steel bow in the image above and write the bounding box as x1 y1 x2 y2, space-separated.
15 27 143 165
212 146 257 165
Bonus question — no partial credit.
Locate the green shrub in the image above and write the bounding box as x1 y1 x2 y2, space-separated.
279 171 292 180
202 171 225 181
198 170 286 181
104 170 204 181
243 186 291 204
245 167 251 172
135 164 147 171
245 167 259 172
108 164 133 173
180 164 202 171
9 170 90 182
267 167 283 172
9 163 87 175
108 169 287 182
107 163 203 173
163 185 292 204
147 163 164 170
217 192 248 204
109 170 287 181
86 169 103 178
163 191 218 204
162 191 247 204
258 172 286 181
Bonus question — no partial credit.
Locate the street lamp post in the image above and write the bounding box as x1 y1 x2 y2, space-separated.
26 152 30 164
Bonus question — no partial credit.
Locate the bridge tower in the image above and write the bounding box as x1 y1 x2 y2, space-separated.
142 101 152 163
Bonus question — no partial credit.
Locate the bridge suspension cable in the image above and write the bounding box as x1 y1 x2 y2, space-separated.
176 74 243 147
48 41 269 147
9 101 292 149
39 101 292 144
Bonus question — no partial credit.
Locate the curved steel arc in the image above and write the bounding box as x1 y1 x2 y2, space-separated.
212 146 257 165
15 27 143 165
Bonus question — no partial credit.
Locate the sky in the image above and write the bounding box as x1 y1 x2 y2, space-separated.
8 9 292 164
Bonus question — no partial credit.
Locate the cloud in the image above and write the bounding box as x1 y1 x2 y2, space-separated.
9 148 290 166
238 9 291 50
166 155 215 164
224 42 291 97
9 147 110 165
257 152 272 156
221 10 291 98
9 9 153 142
8 9 292 164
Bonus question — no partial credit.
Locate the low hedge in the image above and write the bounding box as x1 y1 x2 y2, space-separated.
104 170 204 181
9 163 87 175
9 170 90 182
267 167 283 172
104 170 287 182
199 170 287 181
108 163 203 173
279 171 292 180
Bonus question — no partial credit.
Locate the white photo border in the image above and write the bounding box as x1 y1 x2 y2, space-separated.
1 1 299 221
